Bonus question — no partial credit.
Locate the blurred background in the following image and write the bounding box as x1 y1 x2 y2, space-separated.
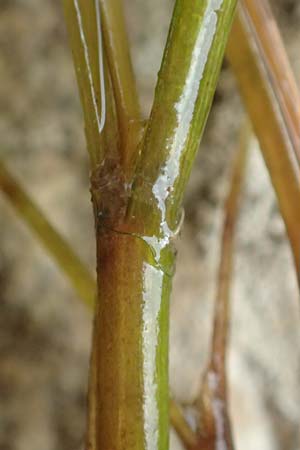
1 1 300 449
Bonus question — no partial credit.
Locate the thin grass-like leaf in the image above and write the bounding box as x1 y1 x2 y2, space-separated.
242 0 300 164
0 159 95 307
227 2 300 275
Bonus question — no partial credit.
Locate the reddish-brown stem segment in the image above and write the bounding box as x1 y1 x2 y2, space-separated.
87 228 174 450
210 126 249 378
194 124 249 450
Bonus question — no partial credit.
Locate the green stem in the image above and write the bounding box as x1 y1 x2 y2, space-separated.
89 1 237 450
0 160 95 307
99 0 141 155
130 0 238 236
62 0 121 167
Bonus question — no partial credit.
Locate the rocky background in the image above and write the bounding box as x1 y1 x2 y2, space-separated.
0 1 300 449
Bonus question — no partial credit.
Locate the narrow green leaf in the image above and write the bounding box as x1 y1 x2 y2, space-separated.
0 160 95 307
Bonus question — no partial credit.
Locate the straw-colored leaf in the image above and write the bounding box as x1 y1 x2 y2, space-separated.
227 1 300 275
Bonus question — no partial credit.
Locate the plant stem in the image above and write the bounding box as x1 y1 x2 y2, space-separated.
88 230 174 450
210 123 249 377
63 0 238 448
62 0 121 167
129 0 238 236
227 3 300 275
170 399 197 450
195 122 249 450
99 0 141 155
89 1 237 449
0 148 246 450
0 160 95 307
